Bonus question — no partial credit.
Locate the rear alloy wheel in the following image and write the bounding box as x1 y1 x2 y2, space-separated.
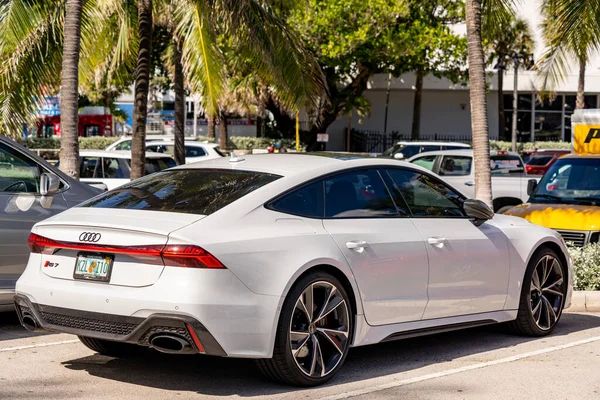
257 272 352 386
78 336 145 357
509 248 567 336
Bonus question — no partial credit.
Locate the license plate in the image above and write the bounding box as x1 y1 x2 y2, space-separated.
73 253 114 282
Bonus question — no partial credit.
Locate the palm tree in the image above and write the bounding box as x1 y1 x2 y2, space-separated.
130 0 153 180
537 0 600 111
486 17 534 142
465 0 515 208
57 0 84 178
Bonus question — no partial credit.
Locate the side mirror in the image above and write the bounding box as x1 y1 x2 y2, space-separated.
40 172 61 196
527 179 538 196
393 153 404 160
463 199 494 227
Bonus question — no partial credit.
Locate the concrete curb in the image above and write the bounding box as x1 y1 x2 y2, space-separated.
566 291 600 313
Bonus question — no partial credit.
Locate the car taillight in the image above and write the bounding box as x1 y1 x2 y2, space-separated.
27 233 225 269
525 165 533 172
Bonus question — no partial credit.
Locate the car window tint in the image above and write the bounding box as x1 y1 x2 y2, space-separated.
270 181 324 218
324 169 397 218
80 169 281 215
186 146 207 158
411 155 436 171
101 158 123 178
80 157 100 178
398 145 420 158
439 156 472 176
386 169 465 218
0 143 41 193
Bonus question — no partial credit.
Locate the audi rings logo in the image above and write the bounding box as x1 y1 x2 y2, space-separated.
79 232 101 242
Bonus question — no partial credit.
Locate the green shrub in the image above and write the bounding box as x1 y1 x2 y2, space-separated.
18 137 120 150
490 141 572 152
568 243 600 291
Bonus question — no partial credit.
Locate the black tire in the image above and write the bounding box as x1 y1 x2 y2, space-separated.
78 336 145 357
256 271 353 386
507 247 567 336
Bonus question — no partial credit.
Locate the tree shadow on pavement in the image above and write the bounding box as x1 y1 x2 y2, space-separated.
0 311 54 342
59 312 600 397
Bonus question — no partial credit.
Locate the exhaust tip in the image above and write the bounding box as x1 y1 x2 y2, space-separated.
22 314 38 332
150 335 192 354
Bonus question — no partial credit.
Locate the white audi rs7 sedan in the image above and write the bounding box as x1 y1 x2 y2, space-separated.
15 154 573 386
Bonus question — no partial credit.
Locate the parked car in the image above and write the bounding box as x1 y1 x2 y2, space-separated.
524 150 571 175
382 141 471 160
0 134 101 311
75 150 176 190
15 154 572 385
145 141 224 163
408 149 541 211
105 135 177 151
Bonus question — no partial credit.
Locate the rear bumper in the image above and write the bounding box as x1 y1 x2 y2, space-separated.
14 294 226 356
15 254 283 358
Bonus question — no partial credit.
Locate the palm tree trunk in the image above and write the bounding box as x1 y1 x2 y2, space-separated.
497 69 506 141
465 0 492 208
207 114 216 139
130 0 153 180
173 39 186 166
219 115 228 150
58 0 83 179
576 58 586 109
411 72 424 140
511 66 518 151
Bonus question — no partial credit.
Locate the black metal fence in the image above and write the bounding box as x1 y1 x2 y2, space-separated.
349 130 473 153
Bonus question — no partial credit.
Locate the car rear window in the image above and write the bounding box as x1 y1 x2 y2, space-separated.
490 155 524 172
527 155 554 166
80 169 281 215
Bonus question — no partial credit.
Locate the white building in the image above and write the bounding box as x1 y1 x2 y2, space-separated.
325 0 600 151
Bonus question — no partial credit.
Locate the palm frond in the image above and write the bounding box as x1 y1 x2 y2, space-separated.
175 0 224 116
482 0 517 39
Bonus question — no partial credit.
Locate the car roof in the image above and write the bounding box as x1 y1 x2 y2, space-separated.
80 150 173 159
395 141 471 147
407 149 521 159
560 153 600 159
147 141 218 148
172 153 431 178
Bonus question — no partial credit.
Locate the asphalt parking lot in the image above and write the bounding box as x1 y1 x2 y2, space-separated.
1 311 600 400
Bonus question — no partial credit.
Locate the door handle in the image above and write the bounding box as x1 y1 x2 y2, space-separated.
346 240 368 253
464 181 475 186
427 237 448 248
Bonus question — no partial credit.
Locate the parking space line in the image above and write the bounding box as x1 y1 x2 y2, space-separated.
0 339 79 353
320 335 600 400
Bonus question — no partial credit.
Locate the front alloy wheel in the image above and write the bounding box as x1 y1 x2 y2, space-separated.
256 272 352 386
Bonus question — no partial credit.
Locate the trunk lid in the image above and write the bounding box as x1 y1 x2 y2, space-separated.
33 208 204 287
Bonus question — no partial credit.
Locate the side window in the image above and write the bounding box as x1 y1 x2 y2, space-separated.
386 169 465 218
439 156 472 176
80 157 100 178
101 158 123 178
411 155 436 171
0 143 41 193
270 180 324 218
185 146 207 158
146 145 160 153
324 169 398 218
420 145 440 154
115 141 132 151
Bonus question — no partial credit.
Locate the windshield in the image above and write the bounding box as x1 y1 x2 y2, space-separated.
530 158 600 205
490 154 524 173
382 144 422 158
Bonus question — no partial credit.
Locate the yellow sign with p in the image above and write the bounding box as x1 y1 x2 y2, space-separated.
572 124 600 155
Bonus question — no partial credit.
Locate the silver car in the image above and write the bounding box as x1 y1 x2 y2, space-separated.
0 134 101 311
